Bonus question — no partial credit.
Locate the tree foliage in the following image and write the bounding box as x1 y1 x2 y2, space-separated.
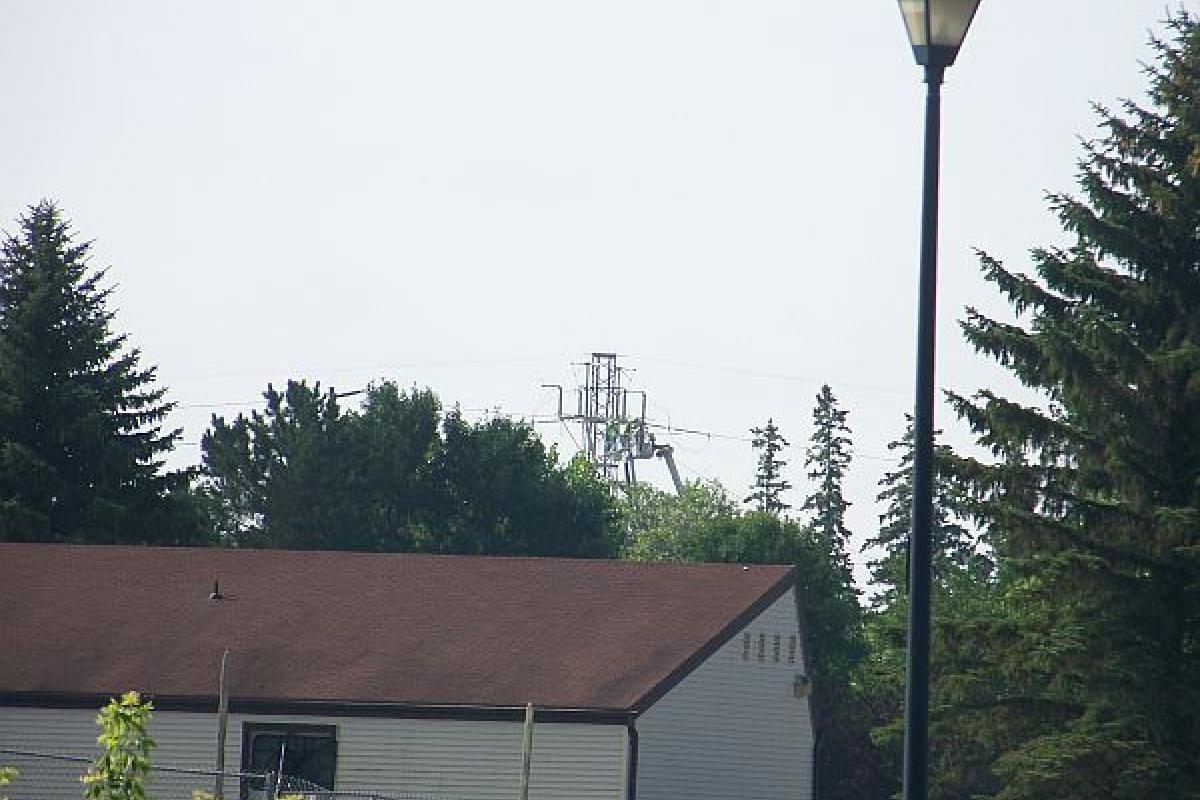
201 380 619 557
622 448 878 800
865 417 980 610
935 16 1200 798
622 479 743 562
788 385 878 800
82 692 155 800
859 419 992 800
0 202 204 544
620 482 848 653
746 418 792 513
0 766 15 800
802 385 854 566
429 411 617 556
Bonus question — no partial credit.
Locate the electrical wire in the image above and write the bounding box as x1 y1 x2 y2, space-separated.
169 352 904 463
160 353 574 382
628 354 911 398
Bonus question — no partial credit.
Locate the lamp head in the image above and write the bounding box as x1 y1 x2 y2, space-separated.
898 0 982 68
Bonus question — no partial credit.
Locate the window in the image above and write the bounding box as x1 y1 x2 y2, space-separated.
241 723 337 797
742 632 752 661
788 635 798 665
757 632 766 663
772 634 781 663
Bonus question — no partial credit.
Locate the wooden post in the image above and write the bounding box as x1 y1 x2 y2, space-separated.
214 650 230 800
518 703 535 800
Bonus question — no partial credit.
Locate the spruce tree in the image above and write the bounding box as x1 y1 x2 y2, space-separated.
860 419 990 800
0 202 198 543
945 16 1200 798
867 417 975 609
796 385 861 657
802 384 854 571
746 417 791 513
790 385 876 800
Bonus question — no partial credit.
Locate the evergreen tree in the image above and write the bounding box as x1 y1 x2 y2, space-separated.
943 16 1200 798
793 384 873 800
860 419 991 800
0 202 201 544
746 417 791 513
866 417 977 609
802 385 854 574
798 386 861 654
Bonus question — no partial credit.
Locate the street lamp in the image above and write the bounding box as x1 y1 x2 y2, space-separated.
895 2 981 800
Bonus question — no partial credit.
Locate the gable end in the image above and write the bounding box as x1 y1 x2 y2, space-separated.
631 566 797 713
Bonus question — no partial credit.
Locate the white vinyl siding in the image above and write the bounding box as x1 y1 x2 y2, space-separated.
0 707 626 800
635 587 813 800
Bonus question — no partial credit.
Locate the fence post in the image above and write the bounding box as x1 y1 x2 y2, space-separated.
518 703 535 800
214 650 231 800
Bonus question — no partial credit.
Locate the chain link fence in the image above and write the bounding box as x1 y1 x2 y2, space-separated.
0 749 450 800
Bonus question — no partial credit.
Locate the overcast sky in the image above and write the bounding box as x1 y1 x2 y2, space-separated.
1 1 1185 575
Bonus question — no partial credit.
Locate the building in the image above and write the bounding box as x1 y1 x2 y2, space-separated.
0 544 813 800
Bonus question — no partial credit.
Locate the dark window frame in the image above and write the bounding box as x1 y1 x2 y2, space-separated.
240 722 338 797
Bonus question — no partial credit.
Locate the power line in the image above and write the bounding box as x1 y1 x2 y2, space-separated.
177 406 898 461
169 352 904 463
178 400 260 410
644 420 752 443
628 355 912 398
160 353 573 382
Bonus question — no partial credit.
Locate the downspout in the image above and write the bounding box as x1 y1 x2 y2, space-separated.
625 718 639 800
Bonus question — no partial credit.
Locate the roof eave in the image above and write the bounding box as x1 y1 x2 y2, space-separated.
0 691 636 725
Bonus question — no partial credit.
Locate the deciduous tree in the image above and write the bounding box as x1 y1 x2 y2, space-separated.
428 410 618 557
202 381 619 557
82 692 155 800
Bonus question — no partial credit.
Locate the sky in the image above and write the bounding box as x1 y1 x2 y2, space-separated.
1 1 1187 579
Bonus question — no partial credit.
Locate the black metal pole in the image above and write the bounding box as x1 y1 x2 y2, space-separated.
902 61 944 800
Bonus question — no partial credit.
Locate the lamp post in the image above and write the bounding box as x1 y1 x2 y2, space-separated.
895 3 981 800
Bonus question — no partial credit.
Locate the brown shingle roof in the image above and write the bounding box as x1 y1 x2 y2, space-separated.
0 544 793 713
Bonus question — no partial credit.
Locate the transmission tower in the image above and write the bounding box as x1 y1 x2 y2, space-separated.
543 353 683 492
